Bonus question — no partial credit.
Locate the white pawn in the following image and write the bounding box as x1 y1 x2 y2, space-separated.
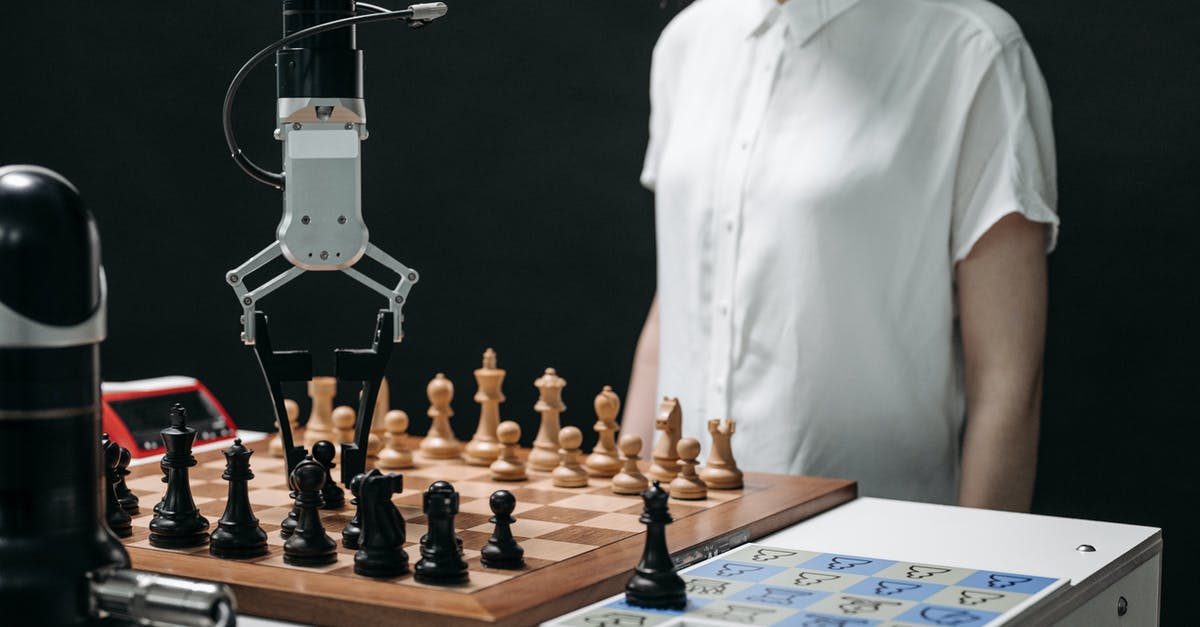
669 437 707 500
331 405 356 463
490 421 527 481
377 409 413 470
552 426 588 488
611 434 649 495
270 399 301 458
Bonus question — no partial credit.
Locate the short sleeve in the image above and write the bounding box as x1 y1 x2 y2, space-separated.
951 37 1059 262
640 23 682 192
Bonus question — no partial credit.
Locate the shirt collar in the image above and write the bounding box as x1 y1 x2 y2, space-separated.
750 0 861 47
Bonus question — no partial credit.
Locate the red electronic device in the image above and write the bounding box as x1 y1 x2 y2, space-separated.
101 376 238 458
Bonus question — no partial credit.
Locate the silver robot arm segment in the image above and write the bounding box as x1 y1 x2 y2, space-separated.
223 3 443 344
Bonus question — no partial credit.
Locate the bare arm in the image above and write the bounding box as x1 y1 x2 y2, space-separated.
956 212 1049 512
622 294 660 447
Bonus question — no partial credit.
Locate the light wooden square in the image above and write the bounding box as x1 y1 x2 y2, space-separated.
246 488 296 507
467 518 568 539
458 497 540 517
577 513 644 533
551 494 636 513
519 538 595 561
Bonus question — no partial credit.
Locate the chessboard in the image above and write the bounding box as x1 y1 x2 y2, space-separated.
120 441 856 626
546 543 1070 626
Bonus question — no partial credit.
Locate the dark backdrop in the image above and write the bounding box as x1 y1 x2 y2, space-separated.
2 1 1195 623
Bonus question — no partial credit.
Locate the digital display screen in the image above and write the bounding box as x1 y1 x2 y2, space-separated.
107 389 232 451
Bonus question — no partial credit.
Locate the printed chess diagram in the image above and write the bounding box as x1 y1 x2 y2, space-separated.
547 544 1068 626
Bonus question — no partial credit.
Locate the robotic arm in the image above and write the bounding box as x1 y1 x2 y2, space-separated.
224 1 447 483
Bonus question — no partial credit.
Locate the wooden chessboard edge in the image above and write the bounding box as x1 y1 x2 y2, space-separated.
469 474 858 622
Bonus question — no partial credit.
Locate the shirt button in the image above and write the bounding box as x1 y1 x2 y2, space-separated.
716 384 725 395
724 219 735 232
740 141 750 151
719 303 729 316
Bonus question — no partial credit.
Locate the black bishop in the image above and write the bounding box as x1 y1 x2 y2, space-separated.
624 480 686 609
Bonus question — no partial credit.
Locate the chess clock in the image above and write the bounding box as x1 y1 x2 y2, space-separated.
101 376 237 458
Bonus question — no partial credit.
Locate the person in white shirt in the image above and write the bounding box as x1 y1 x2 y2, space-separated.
623 0 1059 511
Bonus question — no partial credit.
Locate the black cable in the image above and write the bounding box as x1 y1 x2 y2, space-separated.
223 6 420 190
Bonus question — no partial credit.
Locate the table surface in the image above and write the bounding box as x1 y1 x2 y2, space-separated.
136 435 1160 626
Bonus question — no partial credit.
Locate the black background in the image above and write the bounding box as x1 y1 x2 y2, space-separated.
1 1 1195 623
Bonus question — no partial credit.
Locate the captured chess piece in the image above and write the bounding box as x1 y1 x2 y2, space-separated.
354 469 409 578
625 481 687 609
113 438 139 516
668 437 707 500
304 377 337 451
283 456 338 566
585 386 622 477
611 434 650 495
377 409 414 469
342 473 366 549
480 490 524 569
552 426 589 488
464 348 505 466
366 377 390 459
699 419 743 489
490 420 527 481
311 440 345 509
421 373 462 459
270 398 301 458
529 368 566 472
149 404 210 548
414 481 469 584
210 439 269 559
102 434 132 538
647 397 682 482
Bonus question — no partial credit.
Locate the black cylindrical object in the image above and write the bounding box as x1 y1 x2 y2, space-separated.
277 0 364 98
0 165 129 625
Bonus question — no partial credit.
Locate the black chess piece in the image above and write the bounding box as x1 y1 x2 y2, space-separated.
342 472 366 550
480 490 524 569
148 405 210 548
113 442 139 516
311 440 345 509
280 472 301 539
102 434 132 538
210 439 269 559
414 481 468 584
624 480 686 609
354 469 409 577
283 456 338 566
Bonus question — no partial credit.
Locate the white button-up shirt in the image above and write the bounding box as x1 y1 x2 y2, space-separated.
643 0 1059 503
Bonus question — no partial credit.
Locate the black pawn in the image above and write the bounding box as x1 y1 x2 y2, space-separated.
210 439 269 559
480 490 524 569
114 443 139 516
354 470 409 577
311 440 345 509
279 471 301 539
102 434 132 538
624 481 686 610
414 481 468 584
283 456 337 566
148 404 210 548
342 473 366 550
